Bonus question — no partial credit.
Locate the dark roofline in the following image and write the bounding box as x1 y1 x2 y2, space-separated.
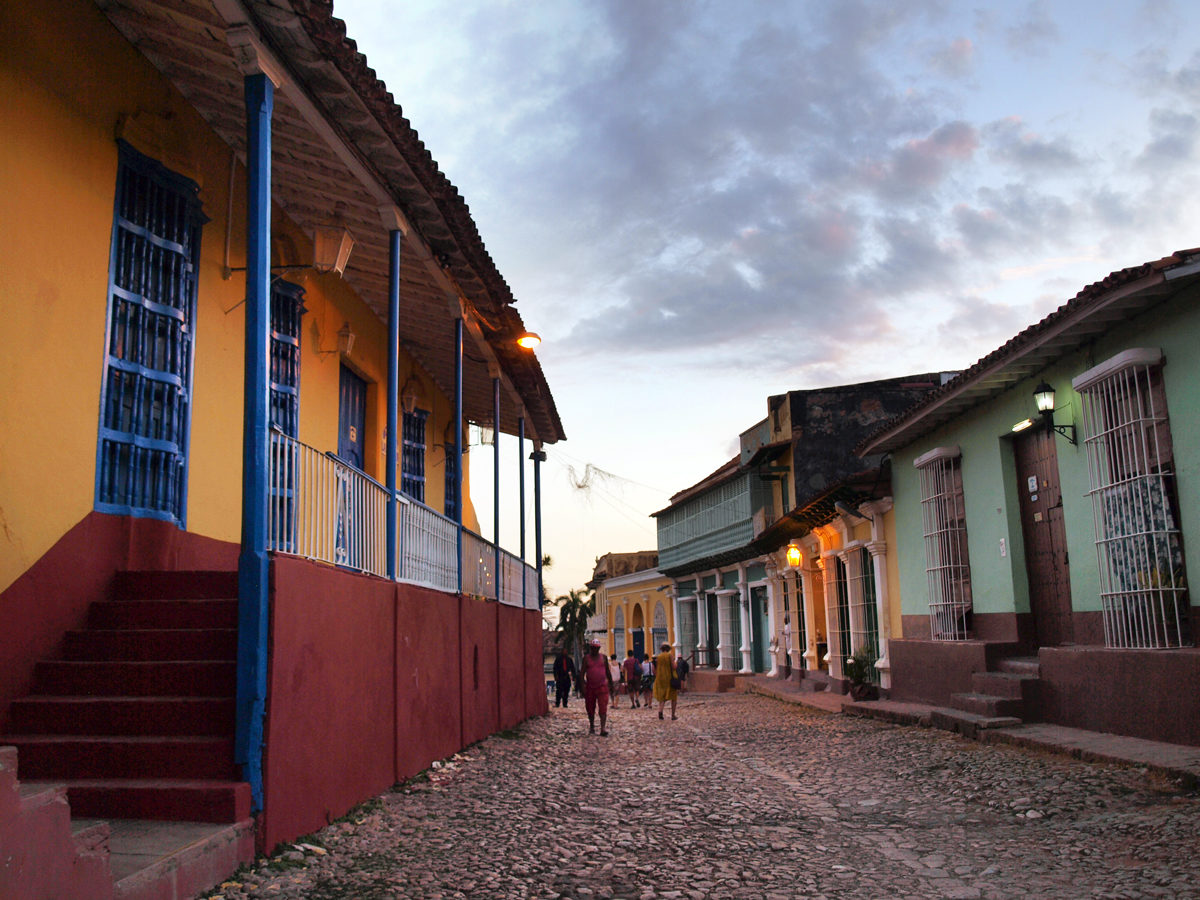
858 250 1200 456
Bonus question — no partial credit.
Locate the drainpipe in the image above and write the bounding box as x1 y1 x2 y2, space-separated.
234 68 274 814
531 443 546 607
454 316 464 594
384 225 401 581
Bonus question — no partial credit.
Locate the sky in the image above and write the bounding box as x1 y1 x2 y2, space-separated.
332 0 1200 598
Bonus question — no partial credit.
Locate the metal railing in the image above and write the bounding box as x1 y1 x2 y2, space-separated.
269 430 537 604
397 497 458 593
268 431 388 577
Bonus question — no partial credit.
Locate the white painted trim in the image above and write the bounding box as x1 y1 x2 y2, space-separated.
1071 347 1164 392
913 445 962 469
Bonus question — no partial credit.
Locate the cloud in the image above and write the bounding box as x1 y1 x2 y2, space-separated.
1004 1 1062 56
863 121 980 201
984 117 1082 171
1135 109 1199 169
930 37 975 78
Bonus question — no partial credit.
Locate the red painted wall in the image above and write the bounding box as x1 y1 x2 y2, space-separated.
394 584 462 781
261 558 397 850
259 558 545 851
525 610 549 718
0 512 236 729
497 604 526 730
458 596 500 747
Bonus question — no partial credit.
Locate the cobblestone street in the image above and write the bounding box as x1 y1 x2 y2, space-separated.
210 694 1200 900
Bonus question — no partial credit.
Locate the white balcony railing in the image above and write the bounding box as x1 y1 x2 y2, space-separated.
269 430 538 607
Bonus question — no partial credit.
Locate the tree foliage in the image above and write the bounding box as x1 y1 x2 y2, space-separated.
555 587 595 668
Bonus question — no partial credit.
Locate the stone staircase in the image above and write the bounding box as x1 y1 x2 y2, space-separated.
931 656 1042 738
0 570 255 899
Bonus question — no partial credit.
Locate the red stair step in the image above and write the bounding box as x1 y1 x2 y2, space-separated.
28 779 252 824
88 599 238 630
33 660 237 697
112 571 238 601
6 735 238 780
62 628 237 661
9 696 235 736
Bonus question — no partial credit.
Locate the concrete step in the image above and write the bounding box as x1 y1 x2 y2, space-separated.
950 691 1025 718
972 670 1039 700
27 779 253 824
111 570 239 601
62 628 237 662
88 599 238 631
33 659 237 698
996 656 1041 677
8 735 238 780
930 706 1023 740
61 817 258 900
9 696 235 736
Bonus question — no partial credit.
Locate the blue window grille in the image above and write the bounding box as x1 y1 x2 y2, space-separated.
96 142 205 526
401 409 429 502
269 279 304 551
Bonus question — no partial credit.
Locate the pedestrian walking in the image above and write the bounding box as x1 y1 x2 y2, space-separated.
552 647 576 708
640 653 654 710
607 653 622 708
580 639 614 735
653 643 679 719
675 653 689 691
622 650 642 708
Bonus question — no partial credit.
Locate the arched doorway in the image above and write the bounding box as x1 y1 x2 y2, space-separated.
630 604 646 660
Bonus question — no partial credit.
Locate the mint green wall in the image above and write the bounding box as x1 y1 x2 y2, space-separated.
893 283 1200 621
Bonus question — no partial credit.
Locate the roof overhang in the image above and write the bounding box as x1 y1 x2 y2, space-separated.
859 251 1200 456
97 0 565 443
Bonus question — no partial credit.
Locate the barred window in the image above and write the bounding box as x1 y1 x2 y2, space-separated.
829 556 852 675
1074 349 1189 649
848 548 880 682
613 608 626 660
96 142 205 526
915 446 973 640
401 409 429 502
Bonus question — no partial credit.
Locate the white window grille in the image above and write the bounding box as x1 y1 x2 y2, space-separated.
1073 349 1190 649
613 608 626 660
719 593 739 670
847 547 880 682
652 601 669 653
788 573 807 671
915 446 973 640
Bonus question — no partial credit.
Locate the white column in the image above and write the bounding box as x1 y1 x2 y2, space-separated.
670 590 681 655
715 588 732 671
819 553 840 678
736 575 752 672
799 565 818 672
766 565 784 677
696 589 709 667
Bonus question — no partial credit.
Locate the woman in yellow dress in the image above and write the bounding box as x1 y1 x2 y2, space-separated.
652 642 678 720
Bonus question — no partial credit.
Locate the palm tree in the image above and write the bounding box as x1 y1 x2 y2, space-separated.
555 587 595 671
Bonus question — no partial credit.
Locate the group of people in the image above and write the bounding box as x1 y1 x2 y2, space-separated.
553 641 690 736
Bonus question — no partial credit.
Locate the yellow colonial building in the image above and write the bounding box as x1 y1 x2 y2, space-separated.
587 552 675 662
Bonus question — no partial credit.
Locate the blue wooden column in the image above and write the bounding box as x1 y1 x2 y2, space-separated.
531 445 546 608
235 70 273 812
492 376 501 601
454 317 464 594
518 416 526 606
385 229 401 579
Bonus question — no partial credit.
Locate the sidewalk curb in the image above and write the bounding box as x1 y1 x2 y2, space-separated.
747 677 1200 790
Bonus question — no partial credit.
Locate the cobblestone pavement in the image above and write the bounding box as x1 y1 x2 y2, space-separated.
208 694 1200 900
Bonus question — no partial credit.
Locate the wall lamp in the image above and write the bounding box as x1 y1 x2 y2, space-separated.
400 377 422 415
785 540 803 568
516 332 542 349
1033 381 1076 445
317 321 356 357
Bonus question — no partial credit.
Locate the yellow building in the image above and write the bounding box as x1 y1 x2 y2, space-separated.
0 0 564 891
588 552 674 662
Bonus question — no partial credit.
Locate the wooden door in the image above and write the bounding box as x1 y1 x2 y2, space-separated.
1014 426 1073 645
